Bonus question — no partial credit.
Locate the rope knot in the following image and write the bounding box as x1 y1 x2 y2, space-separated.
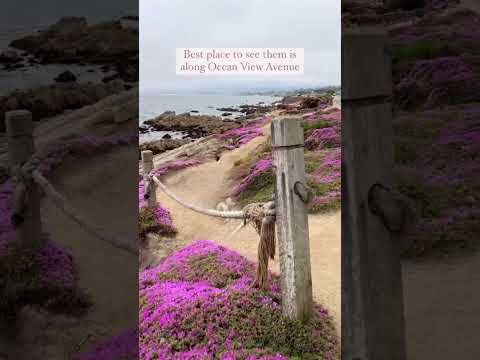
243 200 277 291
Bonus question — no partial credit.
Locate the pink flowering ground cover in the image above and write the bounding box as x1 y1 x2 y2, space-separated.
76 329 139 360
394 55 480 110
384 4 480 252
388 7 480 256
389 9 480 110
342 0 459 26
393 105 480 256
138 180 176 238
389 9 479 51
230 109 341 213
219 116 272 150
1 132 137 316
138 240 338 359
138 159 202 238
78 241 338 359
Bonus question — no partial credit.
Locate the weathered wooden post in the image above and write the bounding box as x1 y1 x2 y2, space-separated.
141 150 156 207
5 110 43 248
342 28 407 359
271 117 313 321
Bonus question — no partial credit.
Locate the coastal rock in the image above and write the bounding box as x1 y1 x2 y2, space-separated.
139 126 149 133
0 50 21 64
237 104 271 115
0 81 124 132
147 136 226 166
144 112 240 138
9 17 138 82
221 112 232 116
162 133 172 139
217 107 239 112
139 139 189 157
278 94 334 110
54 70 77 83
47 16 88 34
300 97 321 109
3 63 26 71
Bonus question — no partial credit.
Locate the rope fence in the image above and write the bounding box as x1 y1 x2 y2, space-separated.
141 114 315 322
5 109 138 256
148 170 277 290
5 108 316 322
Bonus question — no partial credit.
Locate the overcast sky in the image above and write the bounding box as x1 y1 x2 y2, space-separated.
140 0 340 94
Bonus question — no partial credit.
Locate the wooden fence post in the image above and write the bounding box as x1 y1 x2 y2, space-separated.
271 117 313 322
5 110 43 248
342 28 407 359
141 150 156 208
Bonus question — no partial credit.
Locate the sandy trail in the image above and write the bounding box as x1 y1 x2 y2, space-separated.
41 145 138 356
156 124 341 332
403 253 480 359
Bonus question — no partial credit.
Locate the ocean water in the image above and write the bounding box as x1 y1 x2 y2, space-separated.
0 0 137 95
139 94 281 143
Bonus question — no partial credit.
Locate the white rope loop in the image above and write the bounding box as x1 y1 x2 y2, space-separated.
150 174 246 219
31 170 138 255
149 172 276 222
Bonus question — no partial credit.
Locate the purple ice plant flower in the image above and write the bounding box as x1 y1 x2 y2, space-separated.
231 157 273 197
75 329 139 360
138 180 175 231
219 116 272 149
305 127 340 150
137 240 338 359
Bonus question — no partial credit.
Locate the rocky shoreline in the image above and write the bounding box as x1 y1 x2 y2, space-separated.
4 17 138 83
1 16 139 132
1 16 138 99
141 111 242 138
0 80 128 132
138 92 336 159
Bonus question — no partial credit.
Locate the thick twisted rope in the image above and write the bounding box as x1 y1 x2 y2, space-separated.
150 173 276 290
31 170 138 255
150 174 245 219
243 202 276 290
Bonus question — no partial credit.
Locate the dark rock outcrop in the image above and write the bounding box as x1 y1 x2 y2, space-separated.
217 107 239 112
0 50 21 64
0 80 124 132
9 17 138 82
139 139 190 157
144 111 240 138
54 70 77 83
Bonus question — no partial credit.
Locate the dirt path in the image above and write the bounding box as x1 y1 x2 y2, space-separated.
43 145 138 351
156 124 341 333
403 253 480 359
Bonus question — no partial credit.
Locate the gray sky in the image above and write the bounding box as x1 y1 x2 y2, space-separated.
140 0 340 94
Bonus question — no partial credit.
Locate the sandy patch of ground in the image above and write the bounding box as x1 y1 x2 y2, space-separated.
403 253 480 359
